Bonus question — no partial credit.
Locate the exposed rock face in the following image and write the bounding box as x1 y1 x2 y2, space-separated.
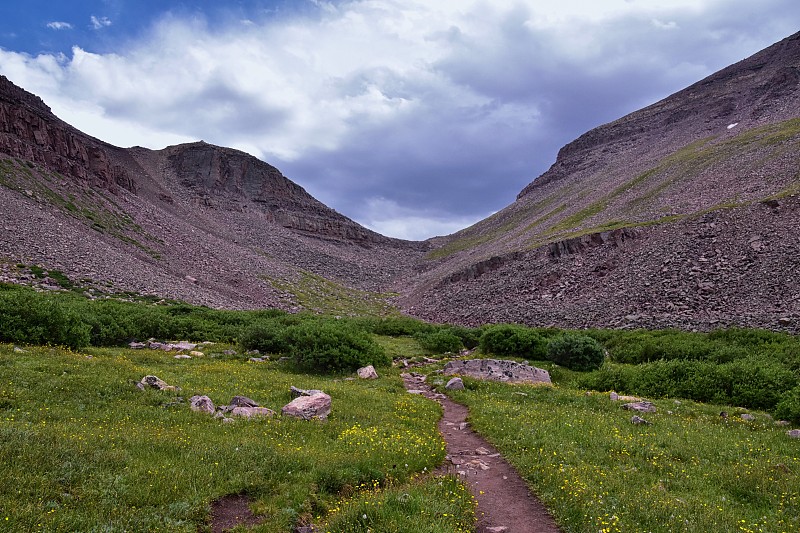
443 359 551 385
281 392 332 420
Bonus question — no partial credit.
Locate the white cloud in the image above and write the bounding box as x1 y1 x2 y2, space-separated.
90 16 112 30
46 21 73 30
0 0 798 239
360 198 486 241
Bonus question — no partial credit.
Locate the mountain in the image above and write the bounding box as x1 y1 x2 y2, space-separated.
402 31 800 332
0 74 426 310
1 31 799 332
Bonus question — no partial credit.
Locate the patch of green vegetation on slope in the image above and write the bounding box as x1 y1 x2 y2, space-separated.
0 159 162 259
265 271 401 317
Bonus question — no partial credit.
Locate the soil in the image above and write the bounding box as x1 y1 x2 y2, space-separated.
402 372 561 533
209 494 263 533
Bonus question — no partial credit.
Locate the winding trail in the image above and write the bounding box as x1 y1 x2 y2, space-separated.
402 372 561 533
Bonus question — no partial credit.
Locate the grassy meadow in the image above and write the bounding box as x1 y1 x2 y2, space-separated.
1 283 799 532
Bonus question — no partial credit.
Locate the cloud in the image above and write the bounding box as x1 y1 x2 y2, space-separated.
0 0 798 239
46 21 73 30
90 16 112 30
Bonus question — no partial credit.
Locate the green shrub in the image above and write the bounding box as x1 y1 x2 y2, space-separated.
0 290 90 349
356 316 434 337
775 385 800 424
413 329 463 354
282 320 390 372
547 334 605 371
479 324 546 359
239 319 290 354
444 325 481 349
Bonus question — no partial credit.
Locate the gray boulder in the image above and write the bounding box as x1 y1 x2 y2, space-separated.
137 375 180 392
230 396 259 408
189 395 215 413
282 393 331 420
788 429 800 439
622 401 657 413
290 386 325 398
445 377 465 390
357 365 379 379
443 359 551 384
230 406 276 419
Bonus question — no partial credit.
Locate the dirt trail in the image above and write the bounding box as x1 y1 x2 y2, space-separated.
403 372 561 533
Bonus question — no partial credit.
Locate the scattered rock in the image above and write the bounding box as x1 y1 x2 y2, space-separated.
12 346 25 353
475 447 491 455
621 401 656 413
230 406 276 418
631 415 651 425
174 354 191 359
137 375 180 391
295 525 317 533
249 357 266 363
740 413 756 421
223 349 237 356
445 377 465 390
230 396 259 408
290 386 325 398
128 342 146 349
190 350 204 357
443 359 551 384
486 527 509 533
775 420 791 427
281 392 331 420
407 389 425 395
788 429 800 439
172 341 197 351
610 391 641 402
189 395 215 413
357 365 379 379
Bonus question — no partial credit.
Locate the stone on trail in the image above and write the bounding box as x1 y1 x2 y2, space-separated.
357 365 379 379
443 359 551 384
445 377 465 390
189 395 215 414
486 527 509 533
282 393 331 420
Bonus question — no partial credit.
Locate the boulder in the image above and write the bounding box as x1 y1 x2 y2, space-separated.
290 386 325 398
621 401 657 413
281 393 331 420
137 375 180 391
189 351 205 357
445 377 465 390
357 365 379 379
630 415 651 425
173 341 197 351
610 391 642 402
230 396 259 408
230 406 276 419
740 413 756 421
174 354 191 359
189 395 215 413
128 341 146 349
788 429 800 439
443 359 551 384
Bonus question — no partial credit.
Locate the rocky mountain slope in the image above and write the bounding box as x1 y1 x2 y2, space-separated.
403 31 800 332
1 31 799 332
0 74 426 309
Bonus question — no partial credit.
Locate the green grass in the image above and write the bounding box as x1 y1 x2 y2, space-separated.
444 379 800 533
266 271 400 317
0 343 476 532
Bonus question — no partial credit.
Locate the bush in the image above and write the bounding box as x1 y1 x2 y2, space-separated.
0 290 90 349
239 319 290 354
445 325 481 349
281 320 390 372
547 334 605 371
479 325 546 359
775 385 800 424
414 329 463 354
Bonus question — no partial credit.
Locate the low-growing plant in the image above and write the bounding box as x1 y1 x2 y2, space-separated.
775 385 800 423
0 289 90 349
282 320 390 372
413 329 463 354
479 324 546 359
546 334 605 371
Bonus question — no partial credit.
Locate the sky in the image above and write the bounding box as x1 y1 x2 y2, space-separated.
0 1 798 240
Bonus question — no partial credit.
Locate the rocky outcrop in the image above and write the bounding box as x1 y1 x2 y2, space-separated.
281 392 332 420
0 75 135 193
443 359 551 385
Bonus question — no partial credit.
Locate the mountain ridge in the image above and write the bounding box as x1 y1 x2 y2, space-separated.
2 31 800 331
